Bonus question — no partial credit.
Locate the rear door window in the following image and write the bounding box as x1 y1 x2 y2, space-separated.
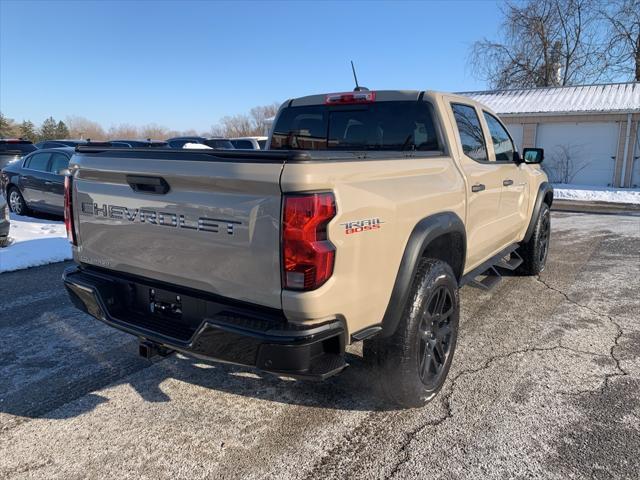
25 152 51 171
48 153 70 174
271 101 440 151
451 104 488 162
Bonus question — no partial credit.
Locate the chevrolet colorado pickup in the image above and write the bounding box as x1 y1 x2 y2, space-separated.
63 90 552 407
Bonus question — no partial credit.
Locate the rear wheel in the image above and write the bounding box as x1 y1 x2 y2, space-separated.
8 187 27 216
364 259 459 408
517 203 550 275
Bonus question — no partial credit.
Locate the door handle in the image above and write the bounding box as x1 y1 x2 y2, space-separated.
471 183 486 193
503 179 514 186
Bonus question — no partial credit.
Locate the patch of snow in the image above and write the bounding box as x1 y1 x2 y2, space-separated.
183 143 212 149
0 213 71 273
552 183 640 204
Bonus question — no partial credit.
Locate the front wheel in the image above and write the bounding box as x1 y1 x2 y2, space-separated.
364 259 460 408
517 203 551 275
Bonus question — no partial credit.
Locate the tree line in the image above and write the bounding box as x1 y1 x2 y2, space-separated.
470 0 640 88
0 102 280 142
0 114 70 142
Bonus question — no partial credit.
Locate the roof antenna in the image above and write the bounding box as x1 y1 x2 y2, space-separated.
351 61 369 92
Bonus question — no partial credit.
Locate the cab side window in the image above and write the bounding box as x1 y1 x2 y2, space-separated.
451 104 488 162
483 112 515 162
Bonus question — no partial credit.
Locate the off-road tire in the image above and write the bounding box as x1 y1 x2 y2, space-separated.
364 259 460 408
8 187 28 216
517 203 550 275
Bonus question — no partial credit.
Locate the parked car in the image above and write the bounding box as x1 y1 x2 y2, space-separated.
230 137 268 149
109 139 169 148
62 89 551 408
35 139 88 149
166 136 235 149
0 139 37 170
0 196 9 247
1 147 73 216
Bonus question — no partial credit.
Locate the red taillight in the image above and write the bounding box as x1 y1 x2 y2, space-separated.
324 91 376 105
282 193 336 290
64 175 76 245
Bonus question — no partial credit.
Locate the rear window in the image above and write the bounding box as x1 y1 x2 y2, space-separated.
204 139 235 149
0 142 37 154
271 101 440 151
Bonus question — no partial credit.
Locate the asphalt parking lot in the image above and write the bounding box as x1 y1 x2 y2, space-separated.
0 211 638 479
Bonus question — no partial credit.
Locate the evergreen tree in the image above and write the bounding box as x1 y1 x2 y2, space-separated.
39 116 58 141
18 120 37 141
55 120 70 139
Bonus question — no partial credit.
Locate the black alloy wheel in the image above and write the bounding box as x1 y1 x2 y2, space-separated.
418 285 455 388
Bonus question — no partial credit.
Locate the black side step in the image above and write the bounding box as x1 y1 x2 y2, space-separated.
460 244 522 291
496 250 523 271
468 266 502 291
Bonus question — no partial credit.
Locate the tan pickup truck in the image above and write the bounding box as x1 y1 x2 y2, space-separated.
62 90 553 407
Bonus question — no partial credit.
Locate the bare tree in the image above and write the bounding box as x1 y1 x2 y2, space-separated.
65 116 106 141
250 103 280 135
139 123 170 140
107 124 140 139
470 0 606 88
601 0 640 81
211 102 280 137
544 144 592 184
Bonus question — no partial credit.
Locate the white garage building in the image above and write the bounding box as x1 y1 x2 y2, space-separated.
462 82 640 188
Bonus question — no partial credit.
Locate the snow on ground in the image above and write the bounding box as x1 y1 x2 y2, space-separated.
552 184 640 204
0 213 71 273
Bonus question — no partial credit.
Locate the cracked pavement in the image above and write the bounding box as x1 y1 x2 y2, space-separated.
0 211 638 479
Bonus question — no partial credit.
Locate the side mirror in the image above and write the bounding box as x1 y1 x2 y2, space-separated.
58 168 71 176
522 148 544 164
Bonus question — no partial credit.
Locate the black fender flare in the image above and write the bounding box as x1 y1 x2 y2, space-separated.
379 212 466 337
523 182 554 243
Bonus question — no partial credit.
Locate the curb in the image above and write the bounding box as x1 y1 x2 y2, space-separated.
552 199 640 215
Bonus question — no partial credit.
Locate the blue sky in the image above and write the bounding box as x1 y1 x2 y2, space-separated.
0 0 502 131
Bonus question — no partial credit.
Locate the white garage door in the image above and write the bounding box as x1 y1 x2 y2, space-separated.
630 126 640 188
536 122 619 186
505 123 524 152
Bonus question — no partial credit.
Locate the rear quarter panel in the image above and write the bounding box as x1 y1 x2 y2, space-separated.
280 154 465 337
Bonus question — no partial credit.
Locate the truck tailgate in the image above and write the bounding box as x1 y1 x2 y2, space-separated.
71 151 284 309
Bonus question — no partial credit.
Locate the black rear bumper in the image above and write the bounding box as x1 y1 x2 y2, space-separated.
63 266 346 379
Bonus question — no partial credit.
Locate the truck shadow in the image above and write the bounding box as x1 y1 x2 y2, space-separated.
1 330 400 426
124 349 398 412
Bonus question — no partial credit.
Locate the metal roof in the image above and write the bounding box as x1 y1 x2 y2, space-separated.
459 82 640 115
